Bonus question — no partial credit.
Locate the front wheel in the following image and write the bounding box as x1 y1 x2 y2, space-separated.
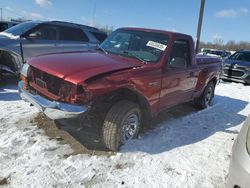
194 82 215 109
102 100 141 151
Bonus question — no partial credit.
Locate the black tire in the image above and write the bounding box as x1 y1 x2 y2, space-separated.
244 83 250 86
102 100 141 151
194 82 215 109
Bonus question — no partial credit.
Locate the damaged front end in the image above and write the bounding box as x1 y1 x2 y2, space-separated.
19 64 90 120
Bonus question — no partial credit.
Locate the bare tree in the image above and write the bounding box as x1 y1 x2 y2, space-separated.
199 40 250 52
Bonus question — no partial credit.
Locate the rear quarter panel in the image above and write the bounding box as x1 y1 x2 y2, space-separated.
194 56 221 97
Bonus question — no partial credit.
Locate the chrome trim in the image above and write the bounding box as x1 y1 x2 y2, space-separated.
221 67 250 84
221 75 246 84
18 81 89 120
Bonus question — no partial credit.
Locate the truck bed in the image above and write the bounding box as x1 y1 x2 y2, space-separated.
196 54 222 65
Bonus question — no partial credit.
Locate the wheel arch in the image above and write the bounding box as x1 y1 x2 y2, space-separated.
91 87 152 126
209 76 218 86
194 75 218 99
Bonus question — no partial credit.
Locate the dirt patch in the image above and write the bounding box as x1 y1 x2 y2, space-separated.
33 102 197 156
0 177 8 186
34 113 112 156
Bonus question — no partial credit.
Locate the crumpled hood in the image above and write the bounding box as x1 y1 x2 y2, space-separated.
28 51 143 84
224 59 250 67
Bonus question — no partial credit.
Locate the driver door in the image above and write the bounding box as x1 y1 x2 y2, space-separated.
159 39 197 110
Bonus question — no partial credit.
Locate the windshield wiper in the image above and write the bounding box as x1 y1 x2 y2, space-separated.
121 51 146 64
97 46 108 54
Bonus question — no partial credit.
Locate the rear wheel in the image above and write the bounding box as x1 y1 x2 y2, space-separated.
194 82 215 109
102 100 141 151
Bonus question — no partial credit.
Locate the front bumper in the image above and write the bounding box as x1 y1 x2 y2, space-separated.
18 81 89 120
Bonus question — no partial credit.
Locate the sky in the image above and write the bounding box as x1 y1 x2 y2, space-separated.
0 0 249 43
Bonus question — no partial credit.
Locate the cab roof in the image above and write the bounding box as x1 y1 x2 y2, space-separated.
119 27 192 39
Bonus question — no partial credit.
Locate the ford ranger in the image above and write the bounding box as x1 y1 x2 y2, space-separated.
19 28 221 151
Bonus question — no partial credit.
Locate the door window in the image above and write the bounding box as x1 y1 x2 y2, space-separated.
168 40 190 69
27 24 58 40
90 31 107 42
58 26 89 42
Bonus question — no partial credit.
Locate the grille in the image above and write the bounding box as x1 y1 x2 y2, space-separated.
30 67 71 97
223 69 244 77
224 65 246 71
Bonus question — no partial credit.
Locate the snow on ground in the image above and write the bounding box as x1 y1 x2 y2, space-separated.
0 82 249 188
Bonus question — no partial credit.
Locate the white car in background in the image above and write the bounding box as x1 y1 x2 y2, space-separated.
227 115 250 187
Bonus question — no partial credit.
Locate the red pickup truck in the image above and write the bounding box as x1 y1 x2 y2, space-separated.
19 28 221 151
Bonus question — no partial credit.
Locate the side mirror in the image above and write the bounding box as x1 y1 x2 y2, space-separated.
169 57 186 69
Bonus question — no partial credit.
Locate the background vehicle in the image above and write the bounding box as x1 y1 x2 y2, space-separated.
0 20 107 77
0 20 22 32
19 28 221 151
221 50 250 85
227 115 250 187
199 48 232 59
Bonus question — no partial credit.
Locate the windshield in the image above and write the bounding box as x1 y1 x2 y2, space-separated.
100 29 169 63
4 22 39 36
228 51 250 62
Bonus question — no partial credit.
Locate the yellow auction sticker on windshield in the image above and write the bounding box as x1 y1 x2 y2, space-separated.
146 41 167 51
